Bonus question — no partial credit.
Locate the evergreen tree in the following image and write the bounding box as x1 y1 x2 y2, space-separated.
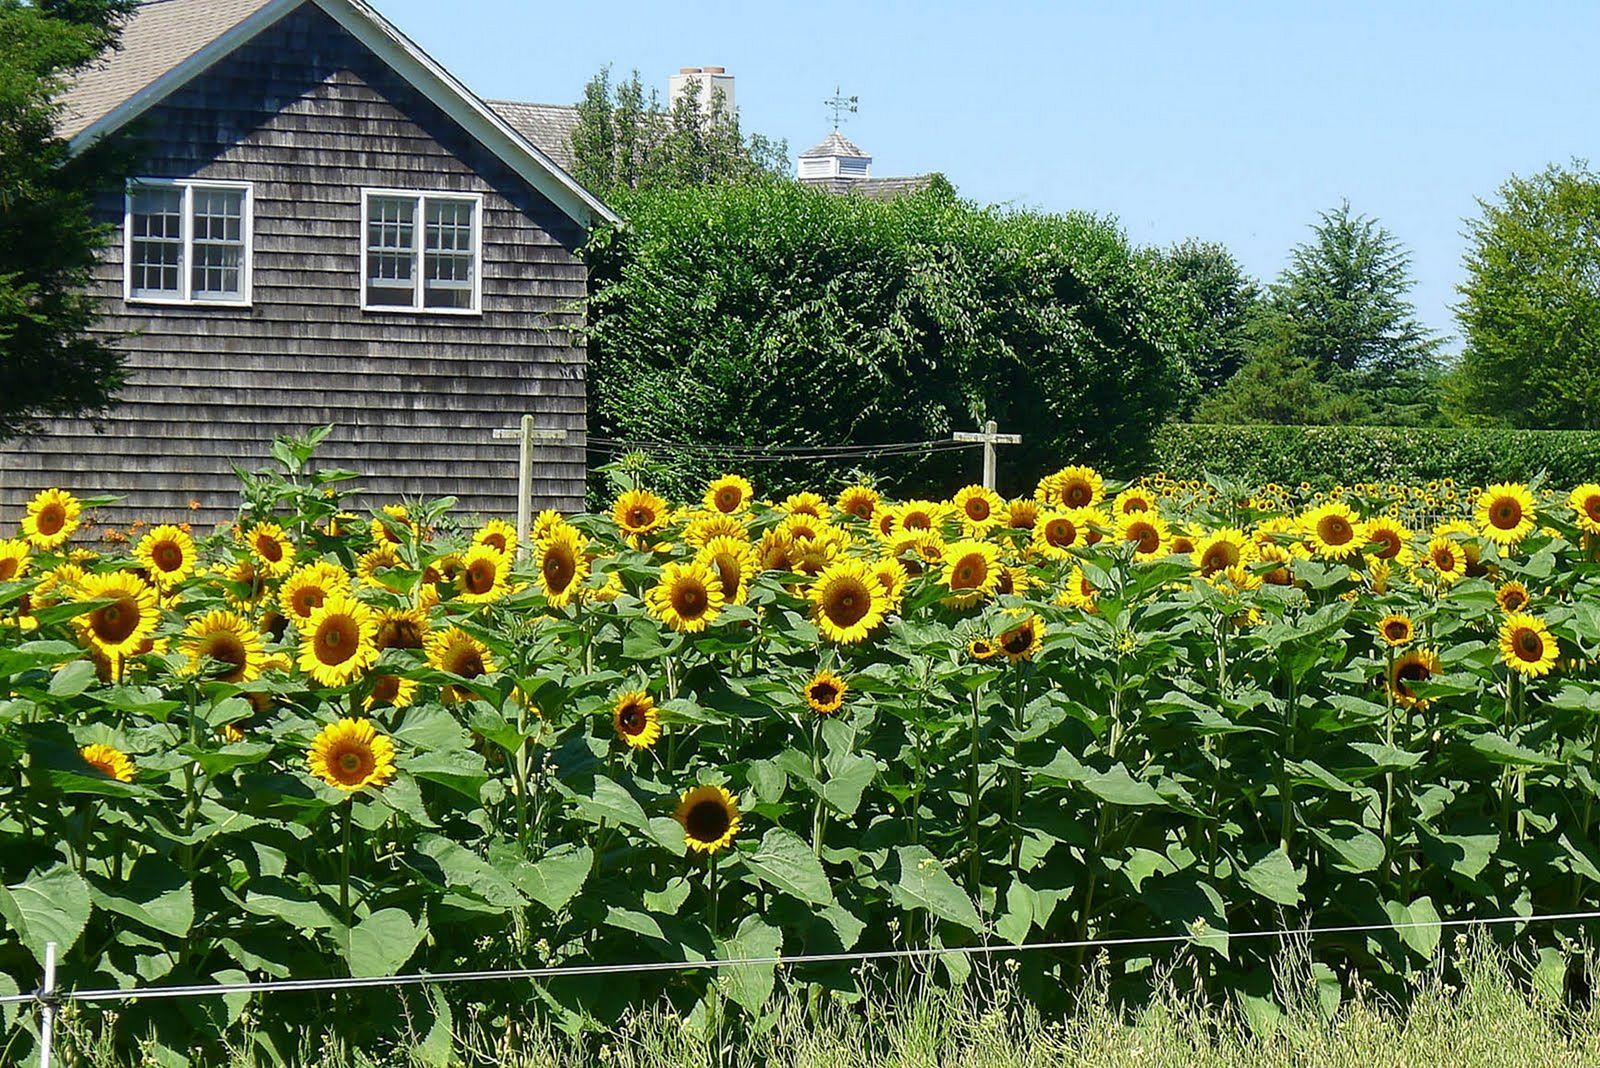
0 0 138 440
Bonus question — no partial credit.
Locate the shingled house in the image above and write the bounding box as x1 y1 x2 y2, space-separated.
0 0 617 526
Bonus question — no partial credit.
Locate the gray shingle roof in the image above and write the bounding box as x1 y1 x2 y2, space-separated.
802 174 936 200
57 0 281 140
486 100 579 173
799 129 868 159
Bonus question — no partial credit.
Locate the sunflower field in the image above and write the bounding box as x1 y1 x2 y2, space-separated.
8 436 1600 1062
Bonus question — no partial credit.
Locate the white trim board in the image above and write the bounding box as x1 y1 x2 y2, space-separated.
68 0 618 232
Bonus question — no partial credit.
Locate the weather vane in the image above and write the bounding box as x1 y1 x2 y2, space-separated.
826 85 858 129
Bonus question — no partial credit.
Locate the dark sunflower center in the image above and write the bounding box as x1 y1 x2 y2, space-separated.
903 513 931 531
1435 548 1456 570
1046 520 1076 547
716 489 739 511
673 582 706 616
1132 524 1159 553
153 542 183 571
543 548 574 591
1318 517 1352 545
452 651 485 678
686 799 731 843
627 507 653 529
1202 547 1235 575
826 581 871 627
1373 532 1400 559
294 588 324 616
1000 626 1033 655
953 557 983 588
317 617 359 665
256 536 283 563
1516 630 1543 659
1064 484 1091 507
380 620 424 650
1396 663 1430 693
203 634 248 681
618 704 646 733
1586 496 1600 523
464 560 497 595
371 675 401 703
0 560 17 582
484 533 507 552
1503 590 1526 611
967 500 990 521
713 558 739 595
92 598 140 644
1493 500 1521 528
36 504 65 536
1384 621 1410 641
810 681 840 706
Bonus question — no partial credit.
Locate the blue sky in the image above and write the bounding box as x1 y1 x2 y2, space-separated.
384 0 1600 348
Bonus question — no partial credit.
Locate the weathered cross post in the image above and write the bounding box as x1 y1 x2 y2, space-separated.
37 940 57 1068
952 420 1021 491
492 416 576 562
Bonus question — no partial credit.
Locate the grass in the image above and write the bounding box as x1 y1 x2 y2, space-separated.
48 936 1600 1068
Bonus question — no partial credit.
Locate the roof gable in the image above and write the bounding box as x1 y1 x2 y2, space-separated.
63 0 617 229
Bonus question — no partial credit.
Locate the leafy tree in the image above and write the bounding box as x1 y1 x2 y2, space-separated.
1203 203 1442 426
1451 162 1600 428
1160 239 1261 409
0 0 137 441
572 66 787 197
583 181 1191 498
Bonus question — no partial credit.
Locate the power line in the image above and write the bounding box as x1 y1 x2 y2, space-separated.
6 907 1597 1009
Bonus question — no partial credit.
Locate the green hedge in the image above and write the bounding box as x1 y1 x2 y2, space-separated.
1146 423 1600 488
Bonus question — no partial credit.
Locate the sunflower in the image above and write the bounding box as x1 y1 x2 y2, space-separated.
781 492 830 521
952 485 1003 532
675 784 740 855
1192 529 1253 578
755 528 794 572
870 556 909 609
871 505 901 541
993 563 1033 598
355 544 402 587
1113 487 1156 516
31 562 83 606
1377 613 1414 647
297 592 377 688
1037 465 1104 509
809 558 885 644
1568 483 1600 536
22 488 81 550
696 536 756 606
0 539 29 583
1004 499 1040 531
1059 566 1097 613
374 605 430 651
427 626 498 703
1496 580 1531 615
1477 483 1536 547
612 690 662 749
1257 543 1296 586
1116 511 1170 561
968 637 997 661
778 512 829 548
80 743 134 783
585 571 626 604
995 613 1045 662
941 540 1001 608
279 562 351 622
804 670 848 715
1500 613 1557 678
457 545 511 605
646 561 725 633
370 504 417 546
896 500 946 535
472 519 519 558
307 718 397 792
889 530 945 576
182 609 266 684
1364 517 1414 566
1389 649 1442 709
1424 536 1467 585
74 571 160 659
613 489 670 539
704 475 754 516
1301 502 1365 562
537 525 591 609
1032 510 1084 559
835 485 880 522
132 525 196 587
244 521 295 579
365 673 419 711
683 511 748 548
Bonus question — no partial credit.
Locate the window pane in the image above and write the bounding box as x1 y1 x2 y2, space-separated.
129 185 184 298
422 198 475 309
191 187 246 300
366 196 417 307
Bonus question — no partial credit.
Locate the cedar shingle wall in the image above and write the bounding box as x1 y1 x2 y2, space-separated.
0 4 588 531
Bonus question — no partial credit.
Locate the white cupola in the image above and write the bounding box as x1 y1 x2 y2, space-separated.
797 130 872 182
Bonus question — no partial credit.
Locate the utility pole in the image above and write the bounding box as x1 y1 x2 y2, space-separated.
952 420 1021 492
491 417 579 561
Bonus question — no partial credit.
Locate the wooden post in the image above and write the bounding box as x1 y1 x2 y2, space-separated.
493 419 580 561
952 420 1021 491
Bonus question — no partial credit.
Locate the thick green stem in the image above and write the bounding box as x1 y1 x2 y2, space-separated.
967 688 982 892
1008 668 1026 872
339 800 353 925
811 715 826 858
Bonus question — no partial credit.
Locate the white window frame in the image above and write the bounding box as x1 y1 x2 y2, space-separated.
359 188 484 316
123 178 254 307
